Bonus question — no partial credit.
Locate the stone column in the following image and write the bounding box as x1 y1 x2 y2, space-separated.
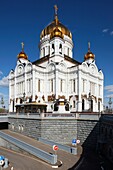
55 65 59 99
32 66 36 101
77 68 82 112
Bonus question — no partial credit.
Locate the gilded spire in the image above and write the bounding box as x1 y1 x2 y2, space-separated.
54 5 58 25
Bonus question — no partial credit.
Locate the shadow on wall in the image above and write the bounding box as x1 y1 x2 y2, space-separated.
77 119 100 150
68 118 100 170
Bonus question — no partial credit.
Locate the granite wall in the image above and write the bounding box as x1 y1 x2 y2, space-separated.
8 117 99 148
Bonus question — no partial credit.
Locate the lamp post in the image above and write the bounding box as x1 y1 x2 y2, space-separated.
0 96 4 108
108 97 112 112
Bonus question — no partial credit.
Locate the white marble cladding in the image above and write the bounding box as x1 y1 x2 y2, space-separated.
9 21 104 113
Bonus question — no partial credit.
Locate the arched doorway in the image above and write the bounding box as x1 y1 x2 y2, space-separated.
13 100 14 112
98 101 100 112
20 98 23 104
91 99 93 112
82 99 85 111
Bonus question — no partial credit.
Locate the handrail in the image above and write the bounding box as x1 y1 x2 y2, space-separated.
0 131 57 164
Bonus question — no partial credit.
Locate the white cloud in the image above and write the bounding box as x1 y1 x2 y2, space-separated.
105 94 113 99
110 31 113 35
104 85 113 92
0 71 3 76
104 85 113 101
0 76 9 87
102 29 113 36
102 28 109 33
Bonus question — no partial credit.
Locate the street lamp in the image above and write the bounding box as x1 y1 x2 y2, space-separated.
1 96 4 108
108 97 112 112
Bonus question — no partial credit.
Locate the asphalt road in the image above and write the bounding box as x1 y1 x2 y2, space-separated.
0 130 113 170
0 130 82 170
0 146 54 170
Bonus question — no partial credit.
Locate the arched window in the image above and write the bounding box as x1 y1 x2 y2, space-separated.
73 101 76 108
51 79 53 92
60 79 63 92
38 79 40 92
12 124 14 130
43 48 45 57
19 125 21 131
59 44 62 54
21 125 24 132
68 48 70 56
52 44 55 54
73 79 76 92
48 46 50 54
98 101 100 112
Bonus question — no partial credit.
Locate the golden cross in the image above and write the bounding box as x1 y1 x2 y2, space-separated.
88 42 90 51
54 5 58 15
21 42 24 51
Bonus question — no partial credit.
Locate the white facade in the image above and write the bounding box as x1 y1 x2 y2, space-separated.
9 7 104 113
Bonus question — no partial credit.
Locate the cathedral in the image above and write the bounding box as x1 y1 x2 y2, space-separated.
9 6 104 113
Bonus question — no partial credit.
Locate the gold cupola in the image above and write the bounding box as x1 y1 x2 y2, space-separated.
40 5 72 40
84 42 95 61
17 42 28 60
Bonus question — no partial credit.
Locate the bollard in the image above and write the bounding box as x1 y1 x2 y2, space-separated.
70 147 77 155
3 158 9 169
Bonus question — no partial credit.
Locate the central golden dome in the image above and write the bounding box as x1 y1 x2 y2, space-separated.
40 5 72 40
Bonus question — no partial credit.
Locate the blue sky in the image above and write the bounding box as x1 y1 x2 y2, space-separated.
0 0 113 109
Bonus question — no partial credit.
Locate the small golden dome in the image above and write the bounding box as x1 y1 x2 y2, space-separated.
17 51 28 60
84 42 95 60
17 42 28 60
40 5 72 40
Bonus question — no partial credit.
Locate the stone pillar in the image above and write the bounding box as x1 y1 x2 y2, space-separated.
55 65 59 99
77 68 82 112
32 66 36 101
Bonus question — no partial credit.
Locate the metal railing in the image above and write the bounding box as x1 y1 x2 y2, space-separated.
0 131 57 164
38 137 77 155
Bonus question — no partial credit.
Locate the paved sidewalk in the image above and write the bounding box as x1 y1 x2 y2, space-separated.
1 130 82 170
